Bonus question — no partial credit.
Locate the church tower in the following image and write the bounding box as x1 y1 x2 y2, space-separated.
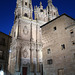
8 0 43 75
34 0 59 23
47 0 59 21
34 2 48 23
15 0 33 20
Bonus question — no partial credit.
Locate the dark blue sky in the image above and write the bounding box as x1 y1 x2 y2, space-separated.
0 0 75 35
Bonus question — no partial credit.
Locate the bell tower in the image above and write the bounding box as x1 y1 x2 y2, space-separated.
48 0 53 21
15 0 33 20
22 0 33 19
47 0 59 21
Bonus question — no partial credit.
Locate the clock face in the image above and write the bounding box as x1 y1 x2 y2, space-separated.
23 26 28 35
23 49 28 58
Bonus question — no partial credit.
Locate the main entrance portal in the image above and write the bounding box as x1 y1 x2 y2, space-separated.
22 67 27 75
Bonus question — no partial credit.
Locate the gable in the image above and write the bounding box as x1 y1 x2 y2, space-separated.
40 13 75 28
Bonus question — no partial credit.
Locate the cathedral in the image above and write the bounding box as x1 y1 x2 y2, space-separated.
8 0 75 75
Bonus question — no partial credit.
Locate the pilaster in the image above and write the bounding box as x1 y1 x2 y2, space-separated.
15 46 21 72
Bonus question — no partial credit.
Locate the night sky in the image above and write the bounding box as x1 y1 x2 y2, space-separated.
0 0 75 35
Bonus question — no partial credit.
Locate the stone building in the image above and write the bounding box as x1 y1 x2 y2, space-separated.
0 32 11 75
41 14 75 75
8 0 59 75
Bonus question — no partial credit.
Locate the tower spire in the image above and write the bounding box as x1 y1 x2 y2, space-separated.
40 2 42 6
22 0 33 19
48 0 52 3
47 0 59 21
40 1 43 9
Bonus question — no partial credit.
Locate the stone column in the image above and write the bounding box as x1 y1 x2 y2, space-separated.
36 48 40 72
17 19 21 38
30 22 34 72
30 48 34 72
36 21 40 73
16 46 21 72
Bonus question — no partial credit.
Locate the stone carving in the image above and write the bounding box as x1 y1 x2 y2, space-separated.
23 49 28 58
23 26 28 35
11 51 16 59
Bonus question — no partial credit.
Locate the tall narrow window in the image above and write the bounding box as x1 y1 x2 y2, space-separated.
47 48 50 54
61 44 65 50
48 12 49 14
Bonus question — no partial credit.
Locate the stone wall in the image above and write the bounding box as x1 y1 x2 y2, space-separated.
41 15 75 75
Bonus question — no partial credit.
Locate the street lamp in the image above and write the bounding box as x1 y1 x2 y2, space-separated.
0 70 4 75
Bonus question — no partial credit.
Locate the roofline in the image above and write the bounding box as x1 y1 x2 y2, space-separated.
65 24 75 29
0 31 11 38
40 13 75 28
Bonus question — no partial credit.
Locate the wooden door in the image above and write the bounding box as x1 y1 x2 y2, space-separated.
58 69 64 75
22 67 27 75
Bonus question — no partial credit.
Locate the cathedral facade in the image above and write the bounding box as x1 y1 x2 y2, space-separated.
8 0 59 75
8 0 75 75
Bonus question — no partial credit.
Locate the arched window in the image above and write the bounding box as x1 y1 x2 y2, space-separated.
24 13 28 17
40 9 43 12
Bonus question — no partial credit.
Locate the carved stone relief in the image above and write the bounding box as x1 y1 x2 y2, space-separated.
23 49 28 58
23 26 28 35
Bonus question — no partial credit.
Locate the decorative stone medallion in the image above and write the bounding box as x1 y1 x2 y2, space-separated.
23 49 28 58
23 26 28 35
